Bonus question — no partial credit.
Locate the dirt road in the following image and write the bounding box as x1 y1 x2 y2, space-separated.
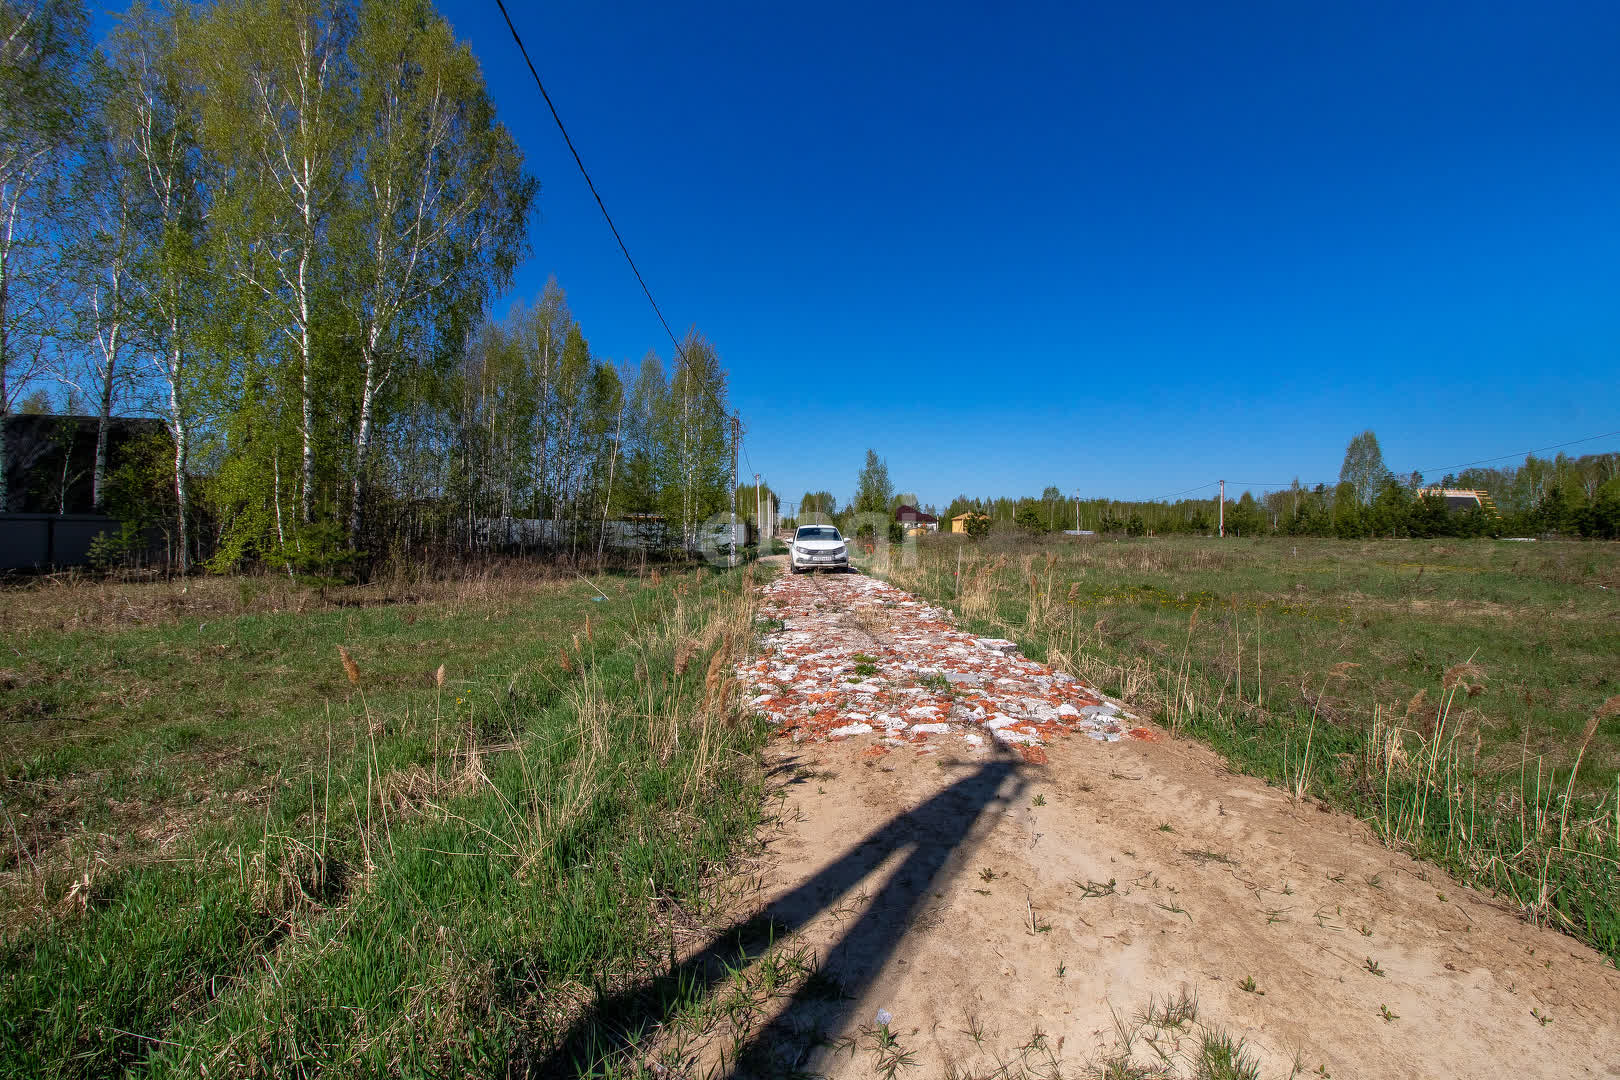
722 564 1620 1079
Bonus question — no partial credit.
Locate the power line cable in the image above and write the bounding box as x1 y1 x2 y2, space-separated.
491 0 735 423
1411 427 1620 478
1135 481 1221 504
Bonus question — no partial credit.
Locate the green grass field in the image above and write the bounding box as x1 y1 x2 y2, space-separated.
882 534 1620 963
0 562 770 1077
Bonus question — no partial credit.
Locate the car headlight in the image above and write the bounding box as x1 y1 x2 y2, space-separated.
795 545 809 555
834 545 847 556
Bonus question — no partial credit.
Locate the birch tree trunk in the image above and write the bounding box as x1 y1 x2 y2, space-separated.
0 255 11 513
105 4 206 572
597 400 623 562
92 314 115 510
166 335 190 574
348 325 379 540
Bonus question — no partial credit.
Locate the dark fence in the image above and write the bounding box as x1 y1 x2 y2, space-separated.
0 514 122 571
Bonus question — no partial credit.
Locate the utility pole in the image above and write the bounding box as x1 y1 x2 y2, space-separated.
1218 479 1225 538
1074 490 1080 532
753 472 761 550
729 413 740 568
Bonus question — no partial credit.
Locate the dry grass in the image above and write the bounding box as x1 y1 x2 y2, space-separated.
1 559 778 1079
0 556 607 636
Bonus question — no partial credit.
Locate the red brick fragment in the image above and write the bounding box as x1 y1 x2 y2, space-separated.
1019 746 1049 765
1127 727 1161 742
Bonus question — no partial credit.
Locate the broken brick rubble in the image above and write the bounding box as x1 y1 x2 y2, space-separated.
737 570 1153 751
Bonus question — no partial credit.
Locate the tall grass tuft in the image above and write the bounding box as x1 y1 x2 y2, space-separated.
337 644 361 686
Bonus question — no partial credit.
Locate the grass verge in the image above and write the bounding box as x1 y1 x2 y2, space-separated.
1 561 771 1077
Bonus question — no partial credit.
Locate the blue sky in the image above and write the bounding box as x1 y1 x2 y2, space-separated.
141 3 1620 508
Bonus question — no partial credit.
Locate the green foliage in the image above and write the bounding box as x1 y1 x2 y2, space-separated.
1013 502 1044 531
853 449 893 515
86 520 146 569
1578 476 1620 539
82 433 174 568
276 518 362 593
1194 1029 1261 1080
1339 429 1394 506
799 490 836 518
1235 492 1263 533
25 0 740 571
1040 485 1066 530
943 494 981 523
964 512 990 540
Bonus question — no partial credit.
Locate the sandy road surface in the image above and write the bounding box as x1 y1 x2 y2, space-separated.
721 563 1620 1079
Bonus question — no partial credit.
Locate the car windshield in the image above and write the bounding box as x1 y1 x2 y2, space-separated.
796 527 841 541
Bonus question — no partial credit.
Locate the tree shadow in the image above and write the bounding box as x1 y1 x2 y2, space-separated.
521 740 1027 1077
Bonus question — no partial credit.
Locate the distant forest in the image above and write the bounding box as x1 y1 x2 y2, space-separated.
796 435 1620 541
950 434 1620 540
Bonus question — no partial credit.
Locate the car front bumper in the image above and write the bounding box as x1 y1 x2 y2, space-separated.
792 552 849 570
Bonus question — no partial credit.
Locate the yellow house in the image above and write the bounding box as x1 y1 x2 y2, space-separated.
950 512 988 534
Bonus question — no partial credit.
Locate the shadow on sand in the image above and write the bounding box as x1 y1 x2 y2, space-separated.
522 739 1028 1077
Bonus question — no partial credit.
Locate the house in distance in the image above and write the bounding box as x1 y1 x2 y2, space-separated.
1416 488 1499 515
894 504 938 535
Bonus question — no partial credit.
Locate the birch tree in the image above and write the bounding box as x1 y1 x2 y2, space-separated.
661 330 728 548
1338 429 1393 506
60 50 141 510
338 0 530 541
202 0 352 524
618 350 666 516
103 1 208 570
0 0 88 510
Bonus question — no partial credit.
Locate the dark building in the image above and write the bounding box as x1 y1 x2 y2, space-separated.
2 414 171 571
3 413 169 514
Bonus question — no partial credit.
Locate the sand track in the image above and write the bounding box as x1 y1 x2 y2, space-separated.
726 563 1620 1079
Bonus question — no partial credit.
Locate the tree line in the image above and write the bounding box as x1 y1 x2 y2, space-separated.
1 0 737 573
861 432 1620 541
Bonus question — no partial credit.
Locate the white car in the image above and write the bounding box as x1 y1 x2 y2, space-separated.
789 525 850 573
